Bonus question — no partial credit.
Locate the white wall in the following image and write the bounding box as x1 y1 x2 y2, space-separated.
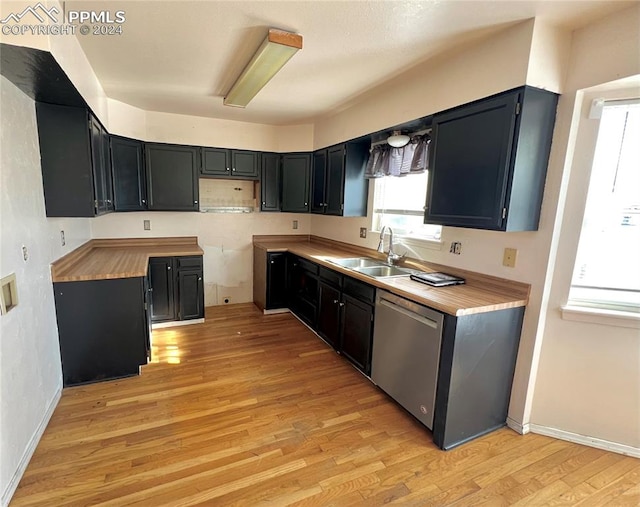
0 76 91 505
530 3 640 450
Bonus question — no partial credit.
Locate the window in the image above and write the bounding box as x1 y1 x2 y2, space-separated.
569 100 640 313
372 172 442 241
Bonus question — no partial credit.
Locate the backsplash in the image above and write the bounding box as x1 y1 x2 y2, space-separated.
198 179 257 210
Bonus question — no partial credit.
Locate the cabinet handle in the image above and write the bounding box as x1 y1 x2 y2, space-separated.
339 302 345 307
232 168 236 172
198 277 202 281
142 199 147 204
167 266 172 271
270 261 275 264
262 201 266 205
194 200 198 204
333 299 339 304
226 167 230 171
304 202 308 206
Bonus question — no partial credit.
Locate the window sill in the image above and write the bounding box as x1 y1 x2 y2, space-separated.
560 305 640 329
395 235 443 252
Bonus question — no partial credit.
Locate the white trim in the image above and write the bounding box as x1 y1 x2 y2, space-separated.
1 384 62 507
263 308 290 315
561 305 640 329
152 318 205 329
529 423 640 458
397 236 443 252
506 416 530 435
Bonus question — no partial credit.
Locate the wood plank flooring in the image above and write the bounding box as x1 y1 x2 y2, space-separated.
11 304 640 506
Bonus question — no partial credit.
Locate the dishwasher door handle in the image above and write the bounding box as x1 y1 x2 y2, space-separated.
379 298 439 329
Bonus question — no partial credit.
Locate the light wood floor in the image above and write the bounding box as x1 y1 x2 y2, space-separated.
11 304 640 506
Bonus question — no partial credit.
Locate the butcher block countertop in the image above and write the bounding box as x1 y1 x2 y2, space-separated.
253 235 529 317
51 237 203 282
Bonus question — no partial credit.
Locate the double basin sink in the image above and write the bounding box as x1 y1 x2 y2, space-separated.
326 257 416 279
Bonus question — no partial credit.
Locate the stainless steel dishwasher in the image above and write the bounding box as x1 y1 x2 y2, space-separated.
371 290 444 430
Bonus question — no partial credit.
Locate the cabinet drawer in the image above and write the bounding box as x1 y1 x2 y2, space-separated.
297 257 319 275
319 266 342 288
176 256 203 270
343 276 375 304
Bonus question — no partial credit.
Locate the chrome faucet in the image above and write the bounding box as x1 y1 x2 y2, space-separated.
377 226 405 265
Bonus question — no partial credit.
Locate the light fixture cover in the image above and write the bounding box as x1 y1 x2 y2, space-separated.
387 131 410 148
224 28 303 108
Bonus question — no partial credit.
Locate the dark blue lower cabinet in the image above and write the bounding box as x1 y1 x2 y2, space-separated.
53 277 149 386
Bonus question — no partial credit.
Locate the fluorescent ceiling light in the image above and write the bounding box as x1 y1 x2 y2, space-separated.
224 28 303 108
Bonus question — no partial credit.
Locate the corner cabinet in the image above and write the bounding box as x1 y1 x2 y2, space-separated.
36 103 113 217
312 141 370 216
281 153 311 213
111 136 147 211
425 86 558 231
145 143 200 211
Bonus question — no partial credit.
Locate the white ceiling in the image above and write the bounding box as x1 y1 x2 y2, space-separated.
69 0 633 126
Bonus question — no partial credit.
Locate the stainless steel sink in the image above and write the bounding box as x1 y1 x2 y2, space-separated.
326 257 386 269
352 265 413 278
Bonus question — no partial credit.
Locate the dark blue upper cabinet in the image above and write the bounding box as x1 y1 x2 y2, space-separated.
145 143 199 211
425 86 558 231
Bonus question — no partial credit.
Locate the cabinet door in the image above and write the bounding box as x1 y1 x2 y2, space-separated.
145 144 199 211
425 92 519 230
101 127 114 212
317 281 341 349
286 255 317 327
260 153 281 211
149 257 176 322
111 136 147 211
231 150 258 178
326 146 345 216
311 149 327 213
177 269 204 320
281 153 311 213
201 148 231 176
340 293 373 375
266 252 287 309
89 115 107 215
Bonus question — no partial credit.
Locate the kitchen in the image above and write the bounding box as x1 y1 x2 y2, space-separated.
1 1 639 505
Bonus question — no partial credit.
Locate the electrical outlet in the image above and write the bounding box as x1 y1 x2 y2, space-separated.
292 220 298 230
222 296 231 304
449 241 462 255
359 227 367 238
503 247 517 268
143 220 151 231
60 230 65 246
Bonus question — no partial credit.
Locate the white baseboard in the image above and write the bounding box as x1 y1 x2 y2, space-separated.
529 423 640 458
152 318 205 329
1 384 62 507
506 416 530 435
263 308 290 315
